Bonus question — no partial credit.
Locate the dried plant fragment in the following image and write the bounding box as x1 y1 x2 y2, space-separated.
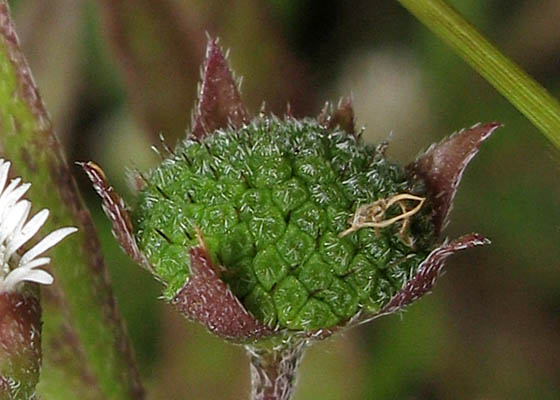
339 193 426 246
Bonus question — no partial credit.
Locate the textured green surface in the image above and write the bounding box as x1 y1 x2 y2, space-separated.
134 118 436 330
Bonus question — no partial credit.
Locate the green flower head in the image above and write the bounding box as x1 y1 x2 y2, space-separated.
84 39 498 343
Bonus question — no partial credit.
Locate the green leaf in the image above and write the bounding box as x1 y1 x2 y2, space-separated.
397 0 560 151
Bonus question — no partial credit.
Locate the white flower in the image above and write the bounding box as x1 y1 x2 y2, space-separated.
0 159 77 293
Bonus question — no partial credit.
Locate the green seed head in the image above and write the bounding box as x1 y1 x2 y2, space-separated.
83 39 496 343
132 117 435 331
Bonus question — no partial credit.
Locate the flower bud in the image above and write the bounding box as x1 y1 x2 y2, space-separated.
84 38 498 343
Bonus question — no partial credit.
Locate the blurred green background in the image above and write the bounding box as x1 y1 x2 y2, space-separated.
9 0 560 398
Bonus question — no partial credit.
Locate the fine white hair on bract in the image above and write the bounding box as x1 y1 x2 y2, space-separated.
0 158 77 293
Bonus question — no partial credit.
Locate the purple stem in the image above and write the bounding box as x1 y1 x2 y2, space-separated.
247 341 307 400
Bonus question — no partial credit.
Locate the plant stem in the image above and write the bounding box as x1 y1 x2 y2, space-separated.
397 0 560 151
247 341 307 400
0 2 144 398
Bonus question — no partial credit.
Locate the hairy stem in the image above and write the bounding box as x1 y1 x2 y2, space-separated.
0 2 143 398
247 341 307 400
397 0 560 151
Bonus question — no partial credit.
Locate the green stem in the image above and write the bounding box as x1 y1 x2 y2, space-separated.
0 2 143 398
397 0 560 150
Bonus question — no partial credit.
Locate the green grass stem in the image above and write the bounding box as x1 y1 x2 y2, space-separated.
397 0 560 150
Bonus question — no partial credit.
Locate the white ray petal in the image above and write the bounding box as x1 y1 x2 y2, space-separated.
10 199 31 239
0 160 10 195
6 209 49 260
19 256 50 270
2 267 54 291
0 257 51 291
0 160 78 293
0 180 30 220
0 178 22 206
0 200 30 244
5 182 31 207
20 227 78 266
0 177 20 200
20 269 54 285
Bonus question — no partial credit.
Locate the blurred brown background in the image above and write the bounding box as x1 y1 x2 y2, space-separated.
10 0 560 398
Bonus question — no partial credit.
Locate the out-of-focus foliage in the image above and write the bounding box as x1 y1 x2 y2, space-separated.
10 0 560 398
0 1 144 397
